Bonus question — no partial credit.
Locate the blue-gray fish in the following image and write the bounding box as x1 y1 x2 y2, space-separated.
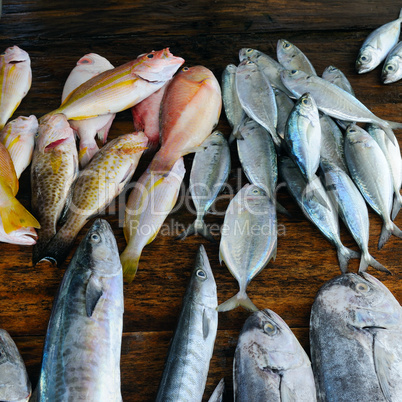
0 329 31 402
382 41 402 83
34 219 124 401
279 156 359 272
344 124 402 249
207 378 225 402
178 131 230 241
155 245 218 402
280 69 402 143
356 8 402 74
310 272 402 402
274 88 294 142
322 66 355 96
234 309 316 402
218 184 277 312
277 39 317 76
320 158 387 273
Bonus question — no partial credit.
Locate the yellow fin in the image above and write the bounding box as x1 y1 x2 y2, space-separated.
121 250 140 284
0 197 40 234
50 156 63 174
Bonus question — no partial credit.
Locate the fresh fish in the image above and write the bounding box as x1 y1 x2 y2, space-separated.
322 66 355 96
34 219 124 401
0 46 32 130
284 92 321 187
120 157 185 283
31 114 79 265
382 41 402 83
150 65 221 173
344 124 402 249
236 60 280 147
39 132 147 266
356 9 402 74
274 88 294 141
155 245 218 402
61 53 116 167
234 309 316 402
0 115 38 179
239 48 293 97
277 39 317 75
131 80 170 151
0 329 31 402
320 158 387 273
367 123 402 220
319 114 348 172
280 69 402 143
47 48 184 121
218 184 277 312
207 378 225 402
222 64 246 142
310 272 402 402
0 141 40 236
178 131 230 241
279 156 359 272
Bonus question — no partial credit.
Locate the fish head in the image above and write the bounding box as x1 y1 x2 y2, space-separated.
235 184 270 215
132 48 185 82
76 53 114 73
295 92 319 121
322 65 340 81
345 124 372 146
238 309 309 371
280 69 309 95
237 59 259 76
381 57 401 84
0 329 31 402
238 47 257 62
277 39 295 59
36 114 75 152
225 63 238 75
356 48 378 74
1 45 30 65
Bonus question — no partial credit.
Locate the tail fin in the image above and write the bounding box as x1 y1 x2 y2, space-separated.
0 197 40 235
382 123 401 145
176 219 216 243
32 230 55 266
391 193 402 221
359 251 391 274
276 201 291 217
378 220 402 249
303 180 330 210
217 291 258 312
78 141 99 168
120 248 141 284
337 245 360 273
96 114 115 144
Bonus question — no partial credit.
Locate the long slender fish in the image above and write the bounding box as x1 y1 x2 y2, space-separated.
0 46 32 130
120 157 185 283
279 157 359 272
155 245 218 402
234 309 316 402
277 39 317 75
0 329 31 402
218 184 277 312
356 8 402 74
178 131 230 241
382 41 402 83
280 69 402 142
31 114 79 265
310 272 402 402
34 219 124 401
344 124 402 249
39 132 147 266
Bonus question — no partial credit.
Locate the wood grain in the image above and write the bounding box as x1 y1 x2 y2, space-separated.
0 0 401 401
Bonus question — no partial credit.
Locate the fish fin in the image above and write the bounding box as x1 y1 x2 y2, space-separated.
280 378 298 402
337 246 360 273
399 7 402 19
359 252 391 274
217 291 258 312
86 274 104 317
391 193 402 221
120 249 140 284
79 141 99 168
0 198 40 234
176 220 216 243
304 181 330 211
97 115 114 144
379 220 402 250
202 308 211 339
373 335 394 402
382 123 401 145
276 201 291 217
208 378 225 402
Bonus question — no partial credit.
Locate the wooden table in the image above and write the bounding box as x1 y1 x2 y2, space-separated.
0 1 401 400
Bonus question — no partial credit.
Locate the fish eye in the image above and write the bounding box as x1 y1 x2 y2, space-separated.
263 321 277 335
247 48 253 53
196 269 206 279
35 132 40 138
147 53 154 58
251 188 260 195
90 233 101 243
386 65 395 71
284 42 291 49
290 69 298 75
356 282 369 293
246 60 253 65
302 97 311 106
182 66 189 71
360 55 368 62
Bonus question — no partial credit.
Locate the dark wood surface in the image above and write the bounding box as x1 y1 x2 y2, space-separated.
0 1 401 400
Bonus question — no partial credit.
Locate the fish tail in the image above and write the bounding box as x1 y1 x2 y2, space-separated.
217 291 259 312
0 197 40 234
78 140 99 168
143 136 160 153
336 246 360 273
96 115 114 144
176 219 216 243
303 181 330 210
382 123 400 145
359 251 391 274
120 248 141 284
378 220 402 250
276 200 291 217
391 193 402 221
32 230 56 266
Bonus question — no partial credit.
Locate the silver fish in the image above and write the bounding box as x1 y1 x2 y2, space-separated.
356 8 402 74
236 60 281 147
320 158 387 273
319 114 347 172
344 124 402 249
279 156 359 272
277 39 317 75
322 66 355 96
274 87 294 141
310 272 402 402
156 245 218 402
222 64 246 142
34 219 124 401
367 123 402 220
280 69 402 143
382 41 402 83
178 131 230 241
218 184 277 312
207 378 225 402
0 329 31 402
234 309 316 402
239 48 294 97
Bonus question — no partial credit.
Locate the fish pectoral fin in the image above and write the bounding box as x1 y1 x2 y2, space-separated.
86 274 104 317
373 335 394 402
202 308 213 339
280 377 298 402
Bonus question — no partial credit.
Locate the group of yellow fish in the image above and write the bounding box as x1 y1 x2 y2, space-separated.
0 45 222 283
